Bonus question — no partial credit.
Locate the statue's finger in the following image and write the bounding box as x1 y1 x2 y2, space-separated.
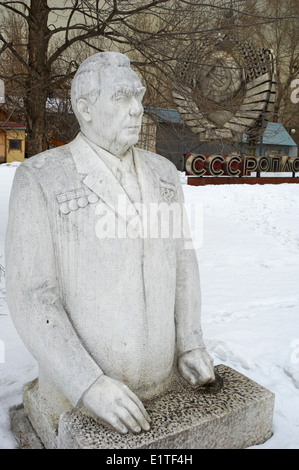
179 360 197 385
108 415 129 434
125 387 151 423
196 363 216 384
117 407 142 434
124 400 151 431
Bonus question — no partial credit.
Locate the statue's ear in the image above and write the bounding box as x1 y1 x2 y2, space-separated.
76 98 92 123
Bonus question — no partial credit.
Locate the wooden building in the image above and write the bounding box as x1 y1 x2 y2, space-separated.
0 109 26 164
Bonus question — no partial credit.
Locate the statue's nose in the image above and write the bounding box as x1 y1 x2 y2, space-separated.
129 97 143 117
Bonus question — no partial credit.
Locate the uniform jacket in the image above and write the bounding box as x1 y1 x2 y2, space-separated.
5 133 204 404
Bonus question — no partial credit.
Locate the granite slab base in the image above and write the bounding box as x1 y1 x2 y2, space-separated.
10 405 44 449
11 365 275 449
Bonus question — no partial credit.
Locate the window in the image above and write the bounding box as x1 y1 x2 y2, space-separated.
247 148 256 156
9 139 22 151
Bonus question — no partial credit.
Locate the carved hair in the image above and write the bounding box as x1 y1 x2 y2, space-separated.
71 52 131 123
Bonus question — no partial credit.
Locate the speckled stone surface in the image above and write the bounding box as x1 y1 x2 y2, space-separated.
12 365 274 449
57 365 274 449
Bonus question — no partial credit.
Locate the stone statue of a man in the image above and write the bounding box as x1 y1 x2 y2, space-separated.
5 52 214 436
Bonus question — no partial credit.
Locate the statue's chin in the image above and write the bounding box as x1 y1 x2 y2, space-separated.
113 135 140 157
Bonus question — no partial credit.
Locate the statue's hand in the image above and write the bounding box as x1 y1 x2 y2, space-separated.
81 375 151 434
178 348 215 386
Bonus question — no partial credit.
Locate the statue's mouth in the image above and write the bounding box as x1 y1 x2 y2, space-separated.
127 126 140 132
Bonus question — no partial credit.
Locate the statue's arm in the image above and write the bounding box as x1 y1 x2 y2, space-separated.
5 165 151 433
173 171 204 354
5 165 103 406
173 171 215 385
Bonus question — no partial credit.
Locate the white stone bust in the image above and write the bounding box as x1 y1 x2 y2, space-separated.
5 52 215 436
71 53 146 158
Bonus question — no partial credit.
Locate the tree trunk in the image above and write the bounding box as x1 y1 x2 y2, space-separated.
25 0 50 157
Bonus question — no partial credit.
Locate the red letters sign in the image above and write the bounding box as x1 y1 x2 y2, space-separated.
185 154 299 177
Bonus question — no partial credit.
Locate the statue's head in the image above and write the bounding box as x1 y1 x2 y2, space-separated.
71 52 146 157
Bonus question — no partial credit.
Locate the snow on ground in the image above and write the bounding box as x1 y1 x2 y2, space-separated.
0 163 299 449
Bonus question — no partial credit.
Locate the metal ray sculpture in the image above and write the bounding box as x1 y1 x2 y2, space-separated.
173 35 277 143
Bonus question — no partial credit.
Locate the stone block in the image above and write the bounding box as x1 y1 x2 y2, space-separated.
10 405 44 449
15 365 274 449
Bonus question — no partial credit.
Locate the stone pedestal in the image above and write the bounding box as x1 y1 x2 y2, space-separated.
11 365 275 449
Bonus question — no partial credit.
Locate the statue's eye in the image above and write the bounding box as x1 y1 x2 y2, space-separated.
114 94 128 102
114 93 129 101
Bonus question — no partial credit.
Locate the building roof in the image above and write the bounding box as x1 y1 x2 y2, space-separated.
145 107 297 149
261 122 297 147
145 107 184 125
0 121 26 130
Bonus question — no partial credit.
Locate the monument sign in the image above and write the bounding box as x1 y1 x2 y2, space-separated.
186 153 299 177
173 35 277 143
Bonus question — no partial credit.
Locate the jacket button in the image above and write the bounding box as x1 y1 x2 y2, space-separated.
59 202 70 215
78 196 88 208
88 193 99 204
68 199 79 211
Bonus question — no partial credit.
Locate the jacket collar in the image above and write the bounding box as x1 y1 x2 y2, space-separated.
70 133 160 224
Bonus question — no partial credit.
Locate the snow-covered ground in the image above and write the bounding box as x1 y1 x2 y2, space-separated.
0 163 298 449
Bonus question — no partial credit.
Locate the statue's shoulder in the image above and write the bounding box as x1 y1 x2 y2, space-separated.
135 147 178 182
21 143 72 174
17 142 76 190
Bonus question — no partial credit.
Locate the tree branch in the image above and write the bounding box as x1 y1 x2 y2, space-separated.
0 1 28 20
0 33 36 76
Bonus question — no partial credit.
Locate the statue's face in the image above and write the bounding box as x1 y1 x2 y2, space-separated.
88 67 145 156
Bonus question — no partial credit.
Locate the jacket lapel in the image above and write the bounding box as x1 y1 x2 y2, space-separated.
70 134 138 224
133 147 161 206
133 147 163 238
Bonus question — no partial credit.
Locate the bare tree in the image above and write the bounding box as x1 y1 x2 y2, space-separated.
0 0 296 156
248 0 299 129
0 0 176 156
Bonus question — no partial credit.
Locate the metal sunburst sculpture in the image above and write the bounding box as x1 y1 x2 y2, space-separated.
172 35 277 143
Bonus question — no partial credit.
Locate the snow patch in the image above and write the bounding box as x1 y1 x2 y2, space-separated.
0 165 298 448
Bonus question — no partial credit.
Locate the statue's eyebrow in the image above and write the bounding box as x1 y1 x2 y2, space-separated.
112 86 146 98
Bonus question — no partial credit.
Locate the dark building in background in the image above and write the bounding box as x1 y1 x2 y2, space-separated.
145 108 298 171
147 108 244 171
